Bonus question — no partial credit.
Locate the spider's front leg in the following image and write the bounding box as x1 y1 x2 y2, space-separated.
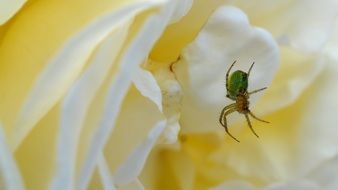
219 103 236 126
249 87 267 95
219 105 240 142
226 60 236 90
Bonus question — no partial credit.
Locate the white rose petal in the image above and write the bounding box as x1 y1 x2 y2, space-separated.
100 84 165 189
0 0 26 25
161 120 180 144
51 19 132 190
14 0 164 151
175 6 279 133
78 0 191 189
133 65 182 144
132 68 163 112
234 0 338 52
169 0 193 23
0 124 24 190
98 153 116 190
231 1 338 114
147 60 184 143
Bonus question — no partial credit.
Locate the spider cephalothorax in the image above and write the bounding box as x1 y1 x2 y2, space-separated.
219 61 269 142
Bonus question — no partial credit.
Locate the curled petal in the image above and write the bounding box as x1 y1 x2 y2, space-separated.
14 1 163 151
133 68 163 112
175 6 279 133
230 0 338 52
169 0 193 23
78 1 182 189
0 0 26 25
98 153 116 190
51 20 131 190
0 124 24 190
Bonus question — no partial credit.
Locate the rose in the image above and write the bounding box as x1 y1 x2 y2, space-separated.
1 1 188 189
1 1 338 190
0 0 192 189
139 1 338 190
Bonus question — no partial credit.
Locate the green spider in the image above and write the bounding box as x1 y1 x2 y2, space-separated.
219 61 269 142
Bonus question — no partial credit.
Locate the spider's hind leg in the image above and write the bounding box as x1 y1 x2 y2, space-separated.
248 110 270 123
244 114 259 138
220 107 240 142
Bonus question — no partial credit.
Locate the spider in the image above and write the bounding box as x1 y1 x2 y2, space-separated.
219 61 269 142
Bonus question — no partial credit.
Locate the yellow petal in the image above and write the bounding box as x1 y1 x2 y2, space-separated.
77 1 179 188
0 0 149 135
0 0 26 25
0 123 24 190
51 18 133 190
0 1 162 190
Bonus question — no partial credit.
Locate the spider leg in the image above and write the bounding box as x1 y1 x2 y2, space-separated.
221 108 240 142
219 103 237 126
244 114 259 138
247 61 255 77
248 110 270 123
226 60 237 90
249 87 267 95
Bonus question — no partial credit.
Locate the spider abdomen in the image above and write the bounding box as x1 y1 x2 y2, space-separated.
227 70 248 100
